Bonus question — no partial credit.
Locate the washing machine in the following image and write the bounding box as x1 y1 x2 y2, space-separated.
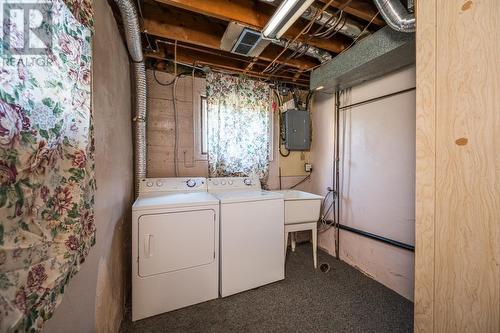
132 177 219 321
208 176 284 297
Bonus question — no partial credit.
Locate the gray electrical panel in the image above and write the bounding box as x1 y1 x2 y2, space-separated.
283 109 311 151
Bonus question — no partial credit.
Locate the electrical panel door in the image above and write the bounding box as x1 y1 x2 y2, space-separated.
284 109 311 150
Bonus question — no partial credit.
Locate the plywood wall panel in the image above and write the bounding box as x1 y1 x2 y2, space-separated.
415 0 500 331
146 70 205 177
414 0 437 330
434 1 499 331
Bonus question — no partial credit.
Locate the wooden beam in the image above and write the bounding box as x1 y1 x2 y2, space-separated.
145 44 310 85
152 0 349 54
319 0 385 26
142 3 319 70
142 3 226 50
146 47 246 73
147 57 309 87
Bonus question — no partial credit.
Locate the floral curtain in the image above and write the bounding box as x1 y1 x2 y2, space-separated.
206 72 272 181
0 1 95 332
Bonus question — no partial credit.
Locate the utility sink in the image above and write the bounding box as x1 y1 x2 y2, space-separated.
274 190 323 225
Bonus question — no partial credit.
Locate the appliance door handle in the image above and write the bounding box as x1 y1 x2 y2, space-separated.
144 234 153 258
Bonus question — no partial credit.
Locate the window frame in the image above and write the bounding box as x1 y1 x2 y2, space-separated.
193 93 208 161
193 92 275 162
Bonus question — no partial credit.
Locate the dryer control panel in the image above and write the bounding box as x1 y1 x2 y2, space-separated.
139 177 207 194
207 176 261 192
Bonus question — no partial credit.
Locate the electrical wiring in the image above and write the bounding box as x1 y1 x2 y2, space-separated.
183 64 198 169
262 0 337 74
265 0 353 78
136 0 157 52
302 9 381 76
279 146 291 157
318 190 336 232
153 70 181 86
173 75 180 176
274 89 292 157
309 9 343 39
319 16 347 40
150 40 308 86
289 173 311 189
334 11 380 56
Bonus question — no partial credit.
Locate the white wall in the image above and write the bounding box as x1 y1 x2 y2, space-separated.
43 0 133 331
310 66 416 300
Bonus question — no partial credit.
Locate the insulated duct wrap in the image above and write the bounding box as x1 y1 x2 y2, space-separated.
274 39 332 63
372 0 415 32
301 3 366 39
113 0 147 196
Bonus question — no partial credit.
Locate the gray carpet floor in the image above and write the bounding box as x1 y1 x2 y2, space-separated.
121 243 413 333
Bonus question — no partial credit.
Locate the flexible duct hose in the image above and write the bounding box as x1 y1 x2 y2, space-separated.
372 0 415 32
112 0 147 196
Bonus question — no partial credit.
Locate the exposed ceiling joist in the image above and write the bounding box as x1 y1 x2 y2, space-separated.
141 3 319 70
152 0 349 54
146 46 310 87
319 0 385 26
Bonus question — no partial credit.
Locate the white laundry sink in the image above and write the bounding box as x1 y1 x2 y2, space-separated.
274 190 323 225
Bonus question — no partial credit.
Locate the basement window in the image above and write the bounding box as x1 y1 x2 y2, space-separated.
200 96 208 155
194 94 208 160
194 94 274 162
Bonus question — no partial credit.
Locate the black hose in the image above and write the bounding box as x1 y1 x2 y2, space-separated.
289 173 311 189
279 146 291 157
274 89 291 158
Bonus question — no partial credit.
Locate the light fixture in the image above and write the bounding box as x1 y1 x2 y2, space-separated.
315 85 324 91
262 0 315 40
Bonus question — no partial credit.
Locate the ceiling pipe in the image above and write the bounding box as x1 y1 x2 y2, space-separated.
258 0 368 39
112 0 147 196
273 39 332 63
372 0 415 32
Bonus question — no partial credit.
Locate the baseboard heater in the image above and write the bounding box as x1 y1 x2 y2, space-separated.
327 222 415 252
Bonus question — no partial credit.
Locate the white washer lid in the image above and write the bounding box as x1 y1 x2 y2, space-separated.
133 192 219 211
212 190 283 204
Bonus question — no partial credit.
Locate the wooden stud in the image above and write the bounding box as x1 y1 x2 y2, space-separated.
152 0 349 54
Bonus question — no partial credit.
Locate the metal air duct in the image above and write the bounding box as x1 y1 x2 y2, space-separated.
112 0 147 196
221 22 331 63
372 0 415 32
258 0 368 39
273 39 332 63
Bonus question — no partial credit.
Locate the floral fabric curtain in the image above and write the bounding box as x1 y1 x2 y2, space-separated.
0 1 95 331
206 72 271 181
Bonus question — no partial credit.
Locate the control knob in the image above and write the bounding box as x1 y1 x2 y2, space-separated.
244 178 252 186
186 179 196 188
146 181 153 187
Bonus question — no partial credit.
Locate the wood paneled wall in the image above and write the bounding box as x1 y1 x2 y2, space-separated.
145 70 313 191
415 0 500 332
146 71 209 177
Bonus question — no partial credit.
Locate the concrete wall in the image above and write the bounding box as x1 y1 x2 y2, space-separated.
146 70 311 191
310 66 416 300
43 0 133 332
